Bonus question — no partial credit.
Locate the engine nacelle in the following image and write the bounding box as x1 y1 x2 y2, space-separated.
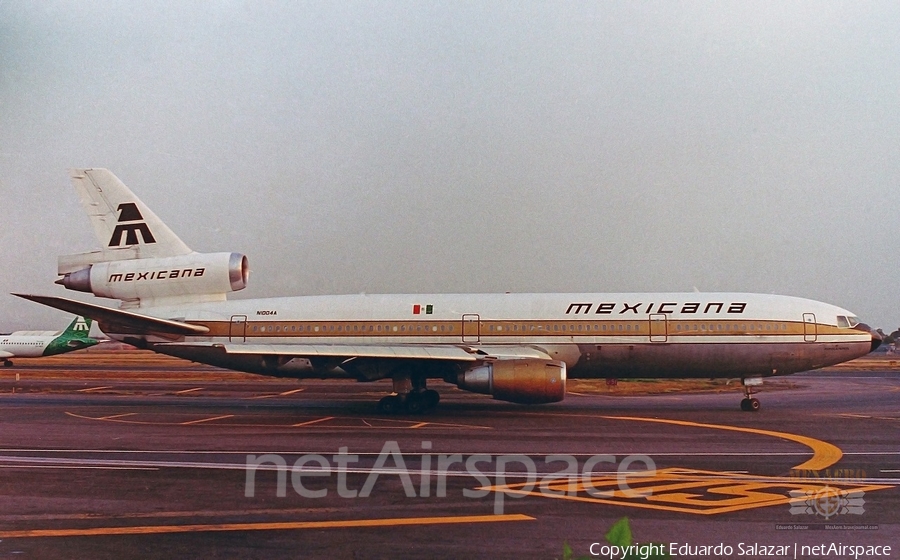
56 252 248 302
456 358 566 404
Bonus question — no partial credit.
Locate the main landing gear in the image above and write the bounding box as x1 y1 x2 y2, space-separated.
376 370 440 414
377 390 440 414
2 359 12 367
740 377 762 412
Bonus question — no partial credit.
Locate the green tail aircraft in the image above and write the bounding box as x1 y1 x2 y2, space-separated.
0 316 101 366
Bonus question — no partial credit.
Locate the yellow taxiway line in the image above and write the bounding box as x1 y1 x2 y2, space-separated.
0 514 534 539
602 416 842 471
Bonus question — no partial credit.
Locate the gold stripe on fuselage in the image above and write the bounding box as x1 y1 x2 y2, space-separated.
188 319 861 340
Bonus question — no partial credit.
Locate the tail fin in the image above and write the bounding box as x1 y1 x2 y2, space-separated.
69 168 191 259
60 316 93 338
56 169 248 308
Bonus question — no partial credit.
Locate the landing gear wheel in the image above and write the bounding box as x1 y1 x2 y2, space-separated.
377 395 402 414
3 360 12 367
423 389 440 409
405 393 425 414
404 390 440 414
740 397 761 412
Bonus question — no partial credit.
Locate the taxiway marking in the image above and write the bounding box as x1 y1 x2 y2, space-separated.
76 386 112 393
839 412 900 422
0 514 534 539
174 387 204 395
65 411 491 430
486 468 893 516
180 415 234 426
602 415 841 471
291 416 335 427
98 413 137 420
248 388 305 400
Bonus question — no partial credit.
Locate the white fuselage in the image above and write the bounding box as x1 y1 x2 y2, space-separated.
0 332 55 359
109 291 874 380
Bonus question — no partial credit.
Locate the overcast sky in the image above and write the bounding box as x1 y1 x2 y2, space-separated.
2 2 899 332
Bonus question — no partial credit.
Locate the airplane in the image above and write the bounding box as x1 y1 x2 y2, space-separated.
15 169 881 413
0 316 100 366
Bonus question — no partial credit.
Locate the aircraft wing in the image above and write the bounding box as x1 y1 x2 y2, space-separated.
0 350 13 359
151 341 553 380
13 294 209 337
159 342 481 361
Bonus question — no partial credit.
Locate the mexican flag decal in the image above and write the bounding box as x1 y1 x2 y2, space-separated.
412 304 433 315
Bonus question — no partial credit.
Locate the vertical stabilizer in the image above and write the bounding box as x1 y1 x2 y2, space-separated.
43 315 99 356
69 168 192 259
58 170 248 308
59 316 93 338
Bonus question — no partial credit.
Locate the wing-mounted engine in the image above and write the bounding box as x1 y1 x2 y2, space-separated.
56 252 248 306
454 358 566 404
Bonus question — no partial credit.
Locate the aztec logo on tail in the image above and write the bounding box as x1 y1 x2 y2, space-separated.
109 203 156 247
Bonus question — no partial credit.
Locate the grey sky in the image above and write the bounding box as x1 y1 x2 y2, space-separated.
2 2 899 332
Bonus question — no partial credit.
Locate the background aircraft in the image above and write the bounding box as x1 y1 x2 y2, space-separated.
0 316 100 366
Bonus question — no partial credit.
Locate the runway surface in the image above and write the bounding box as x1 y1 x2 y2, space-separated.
0 352 898 559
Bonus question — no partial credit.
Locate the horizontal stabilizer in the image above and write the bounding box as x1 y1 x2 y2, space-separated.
13 294 209 336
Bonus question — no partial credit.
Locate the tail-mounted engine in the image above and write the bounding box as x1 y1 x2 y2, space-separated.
455 358 566 404
56 252 248 304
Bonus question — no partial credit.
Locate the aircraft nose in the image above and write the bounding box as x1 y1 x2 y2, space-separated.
856 323 883 352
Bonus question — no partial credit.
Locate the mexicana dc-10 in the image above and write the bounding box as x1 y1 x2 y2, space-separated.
16 169 881 413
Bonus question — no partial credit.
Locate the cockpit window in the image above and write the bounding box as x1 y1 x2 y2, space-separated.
848 316 860 328
837 316 849 328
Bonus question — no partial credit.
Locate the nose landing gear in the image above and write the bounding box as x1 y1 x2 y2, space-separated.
740 377 762 412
